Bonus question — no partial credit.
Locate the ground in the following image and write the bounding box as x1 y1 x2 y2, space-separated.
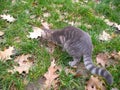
0 0 120 90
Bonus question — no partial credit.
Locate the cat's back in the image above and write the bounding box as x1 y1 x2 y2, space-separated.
66 26 92 48
62 26 91 40
63 26 85 35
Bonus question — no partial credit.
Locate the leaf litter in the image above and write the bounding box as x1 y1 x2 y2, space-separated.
85 75 106 90
43 12 51 18
0 31 4 36
99 31 112 41
26 58 60 90
0 46 16 62
42 58 60 90
96 53 109 67
27 27 45 39
104 19 120 31
0 14 16 22
8 54 34 74
96 51 120 67
99 17 120 33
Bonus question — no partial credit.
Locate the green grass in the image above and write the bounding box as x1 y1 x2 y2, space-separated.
0 0 120 90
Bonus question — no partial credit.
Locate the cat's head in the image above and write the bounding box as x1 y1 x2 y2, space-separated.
40 28 53 42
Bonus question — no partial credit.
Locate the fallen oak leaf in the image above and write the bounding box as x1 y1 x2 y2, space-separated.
42 58 60 90
104 19 114 26
108 51 120 65
27 27 45 39
9 64 32 74
110 51 120 60
96 53 109 67
99 31 112 41
0 14 16 22
0 31 4 36
85 75 106 90
104 19 120 31
8 54 34 74
0 46 16 62
96 51 120 66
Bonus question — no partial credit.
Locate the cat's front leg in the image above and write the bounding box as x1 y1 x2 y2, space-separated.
69 57 80 67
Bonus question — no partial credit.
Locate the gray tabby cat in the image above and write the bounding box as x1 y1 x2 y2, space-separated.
41 26 113 84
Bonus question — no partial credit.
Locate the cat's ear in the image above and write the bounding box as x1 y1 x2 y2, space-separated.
59 36 65 44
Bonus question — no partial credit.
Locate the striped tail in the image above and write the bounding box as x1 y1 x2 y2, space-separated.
83 54 113 84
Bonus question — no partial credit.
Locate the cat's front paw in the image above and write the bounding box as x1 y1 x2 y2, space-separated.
69 61 77 67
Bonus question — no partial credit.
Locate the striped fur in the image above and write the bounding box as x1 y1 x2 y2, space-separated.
42 26 113 84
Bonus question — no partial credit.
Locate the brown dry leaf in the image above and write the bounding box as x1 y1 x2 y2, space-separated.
110 51 120 60
8 54 34 74
0 14 16 22
0 31 4 36
99 31 112 41
96 51 120 66
0 46 16 61
85 75 106 90
64 67 76 75
75 63 90 78
109 51 120 65
46 42 56 54
27 27 45 39
96 53 109 67
42 59 59 90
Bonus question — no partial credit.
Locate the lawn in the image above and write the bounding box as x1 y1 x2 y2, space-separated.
0 0 120 90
